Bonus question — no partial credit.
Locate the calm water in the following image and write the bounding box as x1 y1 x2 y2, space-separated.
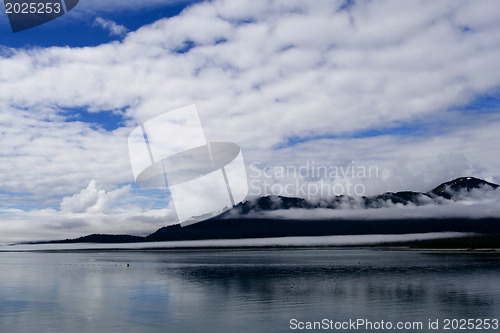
0 249 499 332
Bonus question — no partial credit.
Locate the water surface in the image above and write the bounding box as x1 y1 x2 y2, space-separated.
0 249 498 332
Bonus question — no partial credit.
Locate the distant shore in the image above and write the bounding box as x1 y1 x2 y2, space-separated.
3 232 499 252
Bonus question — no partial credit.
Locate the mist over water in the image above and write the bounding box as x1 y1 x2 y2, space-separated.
0 249 498 332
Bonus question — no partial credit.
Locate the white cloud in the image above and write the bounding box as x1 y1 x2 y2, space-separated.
0 180 178 244
60 179 129 213
93 17 128 37
0 107 132 205
1 0 500 242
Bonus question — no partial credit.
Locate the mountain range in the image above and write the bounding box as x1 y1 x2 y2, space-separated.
43 177 500 244
225 176 499 214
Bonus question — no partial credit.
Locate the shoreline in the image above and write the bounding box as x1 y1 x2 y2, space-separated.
2 245 499 254
2 232 499 253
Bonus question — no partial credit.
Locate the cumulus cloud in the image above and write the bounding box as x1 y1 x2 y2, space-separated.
93 17 128 37
60 179 129 213
0 180 178 244
1 0 500 242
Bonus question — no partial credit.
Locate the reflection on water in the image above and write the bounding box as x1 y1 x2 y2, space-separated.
0 250 499 332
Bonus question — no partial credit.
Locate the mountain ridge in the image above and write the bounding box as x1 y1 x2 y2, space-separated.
38 176 500 245
225 176 498 214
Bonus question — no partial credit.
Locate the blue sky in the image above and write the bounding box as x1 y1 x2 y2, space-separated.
0 1 198 47
1 0 500 243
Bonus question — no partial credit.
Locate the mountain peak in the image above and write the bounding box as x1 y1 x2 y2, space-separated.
431 177 499 199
